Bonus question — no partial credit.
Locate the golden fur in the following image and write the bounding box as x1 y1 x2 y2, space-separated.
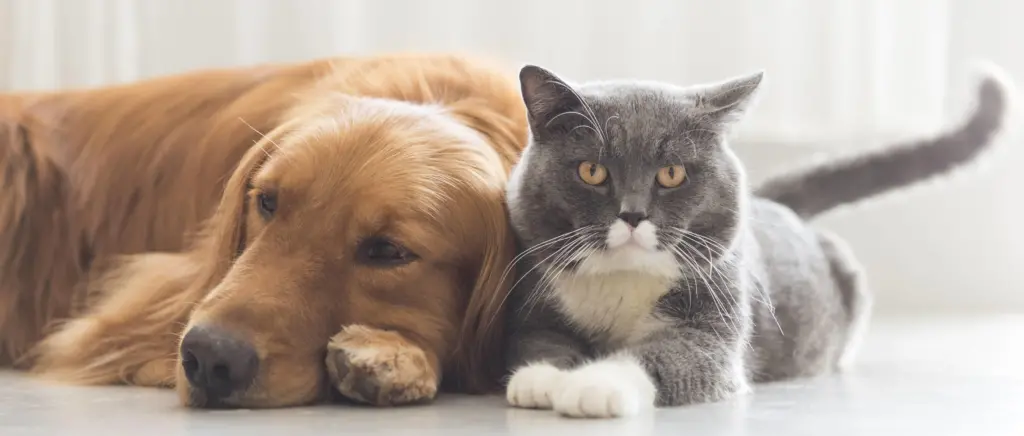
0 54 526 408
326 324 440 405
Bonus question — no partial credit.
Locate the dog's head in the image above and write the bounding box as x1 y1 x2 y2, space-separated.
176 92 516 408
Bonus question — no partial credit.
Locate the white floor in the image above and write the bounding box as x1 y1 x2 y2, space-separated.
2 314 1023 436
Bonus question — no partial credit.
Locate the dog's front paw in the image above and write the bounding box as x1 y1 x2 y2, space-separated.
506 362 565 409
552 357 655 419
325 325 438 406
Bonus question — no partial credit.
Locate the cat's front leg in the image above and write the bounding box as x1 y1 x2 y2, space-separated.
633 326 749 407
505 328 588 410
549 352 657 418
547 327 747 418
505 321 657 418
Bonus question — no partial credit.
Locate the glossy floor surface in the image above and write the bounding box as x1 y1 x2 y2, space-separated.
2 315 1023 436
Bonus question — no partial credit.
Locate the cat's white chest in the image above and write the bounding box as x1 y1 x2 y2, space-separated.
553 265 677 345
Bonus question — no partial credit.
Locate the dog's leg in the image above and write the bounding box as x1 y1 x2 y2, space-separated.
325 325 440 406
32 314 181 387
30 253 202 388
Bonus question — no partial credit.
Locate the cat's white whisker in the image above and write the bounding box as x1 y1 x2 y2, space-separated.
670 236 747 339
672 229 783 336
545 80 607 145
678 244 754 347
673 231 763 308
676 231 771 307
521 238 600 321
484 226 600 331
496 225 596 289
516 242 579 323
666 243 737 341
529 239 585 308
684 136 699 160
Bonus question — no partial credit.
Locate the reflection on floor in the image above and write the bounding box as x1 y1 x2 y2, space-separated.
2 314 1023 436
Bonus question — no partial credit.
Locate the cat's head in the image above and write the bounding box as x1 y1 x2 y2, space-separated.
506 65 763 278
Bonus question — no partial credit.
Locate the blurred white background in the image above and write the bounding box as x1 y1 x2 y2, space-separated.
1 0 1022 313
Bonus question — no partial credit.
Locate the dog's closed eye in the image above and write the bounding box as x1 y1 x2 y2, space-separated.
256 191 277 220
357 237 417 267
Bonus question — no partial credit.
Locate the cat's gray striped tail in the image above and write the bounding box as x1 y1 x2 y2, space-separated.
755 63 1016 220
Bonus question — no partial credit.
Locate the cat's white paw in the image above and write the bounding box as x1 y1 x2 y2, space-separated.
552 356 656 419
506 362 565 409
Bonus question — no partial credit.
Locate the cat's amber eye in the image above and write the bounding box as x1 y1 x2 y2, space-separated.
577 161 608 185
656 165 687 188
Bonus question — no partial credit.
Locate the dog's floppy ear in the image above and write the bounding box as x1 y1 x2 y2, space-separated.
449 184 517 393
190 133 279 286
28 135 280 386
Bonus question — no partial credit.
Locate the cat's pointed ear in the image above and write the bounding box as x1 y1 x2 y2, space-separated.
519 65 584 133
692 71 764 127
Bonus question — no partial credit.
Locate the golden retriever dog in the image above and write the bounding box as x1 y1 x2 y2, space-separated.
0 54 527 408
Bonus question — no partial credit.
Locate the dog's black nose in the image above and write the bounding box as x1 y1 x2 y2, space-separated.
180 325 258 401
618 212 648 228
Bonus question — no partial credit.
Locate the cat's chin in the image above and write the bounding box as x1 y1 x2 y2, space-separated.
575 244 681 279
610 241 655 254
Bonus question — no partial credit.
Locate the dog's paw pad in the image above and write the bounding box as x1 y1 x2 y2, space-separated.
325 325 437 406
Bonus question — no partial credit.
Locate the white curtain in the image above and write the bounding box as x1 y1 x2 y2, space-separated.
6 0 1018 143
2 0 1023 312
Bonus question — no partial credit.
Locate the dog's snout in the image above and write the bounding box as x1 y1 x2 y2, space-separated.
180 325 258 402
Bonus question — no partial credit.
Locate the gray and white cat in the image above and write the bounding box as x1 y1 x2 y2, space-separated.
502 64 1012 418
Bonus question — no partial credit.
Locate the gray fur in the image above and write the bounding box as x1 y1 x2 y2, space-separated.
756 75 1008 219
504 64 1011 407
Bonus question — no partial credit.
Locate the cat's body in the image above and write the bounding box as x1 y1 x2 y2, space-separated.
503 65 1012 418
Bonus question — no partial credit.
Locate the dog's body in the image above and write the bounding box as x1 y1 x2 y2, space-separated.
0 54 527 408
0 60 323 364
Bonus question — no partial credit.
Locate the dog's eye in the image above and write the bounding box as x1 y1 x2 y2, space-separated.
256 191 277 220
357 237 416 267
